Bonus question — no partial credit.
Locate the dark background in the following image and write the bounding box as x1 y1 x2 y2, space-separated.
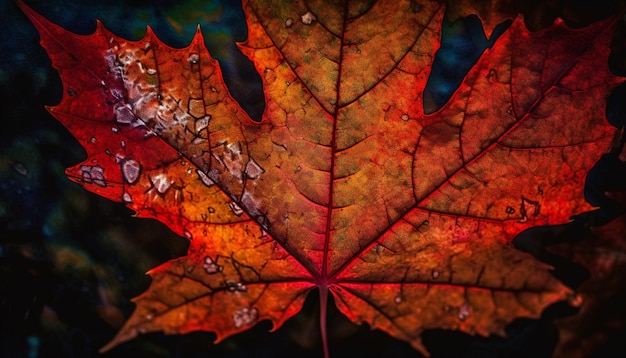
1 0 626 357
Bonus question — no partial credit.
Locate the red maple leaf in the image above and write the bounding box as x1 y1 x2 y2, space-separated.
20 0 624 356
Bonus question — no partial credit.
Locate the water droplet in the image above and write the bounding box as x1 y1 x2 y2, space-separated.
89 137 97 144
245 158 265 179
301 11 316 25
232 307 257 329
226 281 247 293
145 314 153 321
115 105 135 125
295 165 302 173
111 127 119 133
197 170 214 187
152 173 171 194
122 192 133 203
394 295 402 304
120 140 126 148
195 116 210 133
208 207 216 214
188 53 200 64
228 202 244 216
506 106 513 115
487 69 497 83
227 141 242 157
210 86 217 92
457 302 471 321
505 206 515 214
184 230 192 239
285 18 294 27
121 159 142 185
431 270 439 279
146 68 156 75
203 256 223 274
80 165 107 187
401 113 409 121
285 81 291 86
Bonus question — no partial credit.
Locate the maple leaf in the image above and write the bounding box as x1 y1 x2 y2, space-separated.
20 0 624 356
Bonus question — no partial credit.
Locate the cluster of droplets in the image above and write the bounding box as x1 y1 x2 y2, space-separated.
232 307 257 329
80 165 106 187
457 302 471 321
226 281 247 293
203 256 222 274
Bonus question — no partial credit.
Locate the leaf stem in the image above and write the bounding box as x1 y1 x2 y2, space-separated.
319 285 330 358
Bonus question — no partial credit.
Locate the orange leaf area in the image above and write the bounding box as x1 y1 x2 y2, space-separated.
20 0 624 356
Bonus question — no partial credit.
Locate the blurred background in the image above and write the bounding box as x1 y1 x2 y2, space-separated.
1 0 626 357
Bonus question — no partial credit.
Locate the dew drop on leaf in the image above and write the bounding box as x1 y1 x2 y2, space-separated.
226 281 247 293
457 302 471 321
152 173 171 194
80 165 106 187
194 116 210 133
121 159 142 184
232 307 257 329
301 11 316 25
228 202 244 216
197 170 215 187
188 53 199 65
203 256 222 274
245 158 265 179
